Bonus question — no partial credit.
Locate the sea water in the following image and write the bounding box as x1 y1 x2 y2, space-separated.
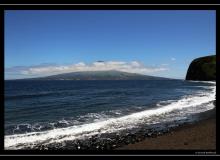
4 80 216 149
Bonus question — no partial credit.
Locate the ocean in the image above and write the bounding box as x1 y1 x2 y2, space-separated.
4 80 216 150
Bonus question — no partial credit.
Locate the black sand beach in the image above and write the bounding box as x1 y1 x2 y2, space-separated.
117 108 216 150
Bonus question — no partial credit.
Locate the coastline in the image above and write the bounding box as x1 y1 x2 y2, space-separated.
116 108 216 150
5 107 216 150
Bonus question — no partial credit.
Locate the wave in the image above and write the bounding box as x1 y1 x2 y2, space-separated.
187 80 216 84
5 110 124 135
4 85 216 150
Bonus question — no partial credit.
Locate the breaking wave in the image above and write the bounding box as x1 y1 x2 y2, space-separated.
4 83 215 150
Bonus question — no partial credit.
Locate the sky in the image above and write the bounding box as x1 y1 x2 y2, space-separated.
4 10 216 80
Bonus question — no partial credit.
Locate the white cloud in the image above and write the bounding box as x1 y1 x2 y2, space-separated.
75 62 86 67
171 58 176 61
6 61 169 77
131 61 141 67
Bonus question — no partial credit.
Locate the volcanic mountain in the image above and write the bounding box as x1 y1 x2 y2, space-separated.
20 70 170 80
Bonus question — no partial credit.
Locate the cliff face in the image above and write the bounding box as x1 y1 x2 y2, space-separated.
185 55 216 81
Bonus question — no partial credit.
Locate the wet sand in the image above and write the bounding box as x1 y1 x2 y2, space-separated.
117 117 216 150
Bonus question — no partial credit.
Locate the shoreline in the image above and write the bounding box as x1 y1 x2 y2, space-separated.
5 107 216 150
5 108 216 150
116 109 216 150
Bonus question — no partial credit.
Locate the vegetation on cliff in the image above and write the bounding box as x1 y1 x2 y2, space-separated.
186 55 216 81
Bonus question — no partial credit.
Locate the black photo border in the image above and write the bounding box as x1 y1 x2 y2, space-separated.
0 3 219 156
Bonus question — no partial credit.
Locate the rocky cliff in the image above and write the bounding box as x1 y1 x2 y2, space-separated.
186 55 216 81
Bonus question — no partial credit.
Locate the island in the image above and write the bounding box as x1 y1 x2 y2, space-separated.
15 70 170 81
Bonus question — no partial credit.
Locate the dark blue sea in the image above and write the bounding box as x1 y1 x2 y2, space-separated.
4 80 216 150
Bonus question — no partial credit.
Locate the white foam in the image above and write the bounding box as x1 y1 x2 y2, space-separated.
187 80 216 84
5 85 216 150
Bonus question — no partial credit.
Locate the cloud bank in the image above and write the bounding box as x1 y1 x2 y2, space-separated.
5 61 169 78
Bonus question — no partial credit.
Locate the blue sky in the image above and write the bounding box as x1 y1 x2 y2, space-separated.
5 10 216 79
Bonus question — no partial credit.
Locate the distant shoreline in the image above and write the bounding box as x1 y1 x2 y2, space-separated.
5 79 179 81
